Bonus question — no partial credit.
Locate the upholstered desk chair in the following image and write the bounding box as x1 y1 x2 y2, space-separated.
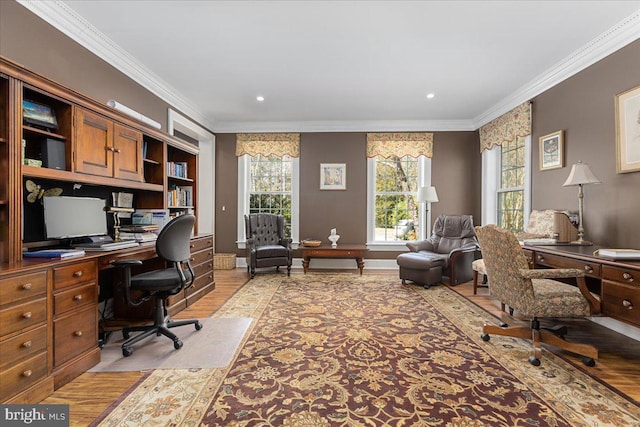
402 214 480 286
113 214 202 357
475 224 601 366
245 213 293 279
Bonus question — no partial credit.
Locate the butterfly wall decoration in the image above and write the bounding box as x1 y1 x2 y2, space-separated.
25 179 63 204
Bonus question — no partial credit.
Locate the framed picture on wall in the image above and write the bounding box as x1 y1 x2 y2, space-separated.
615 85 640 174
320 163 346 190
539 130 563 171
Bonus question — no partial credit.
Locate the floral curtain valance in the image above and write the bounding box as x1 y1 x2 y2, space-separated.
366 132 433 158
479 102 531 152
235 133 300 158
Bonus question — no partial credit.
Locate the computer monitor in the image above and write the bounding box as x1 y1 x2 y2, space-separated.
43 196 108 239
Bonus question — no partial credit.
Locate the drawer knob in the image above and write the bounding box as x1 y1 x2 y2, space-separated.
538 256 544 263
622 299 633 309
73 294 83 301
74 330 83 337
22 312 32 319
22 370 32 378
622 272 634 282
21 283 32 290
22 340 32 348
584 265 593 274
73 270 83 278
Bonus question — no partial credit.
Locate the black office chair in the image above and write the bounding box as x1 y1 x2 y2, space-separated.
113 214 202 357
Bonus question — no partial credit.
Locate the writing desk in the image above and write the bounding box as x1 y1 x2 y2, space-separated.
0 234 213 404
521 244 640 329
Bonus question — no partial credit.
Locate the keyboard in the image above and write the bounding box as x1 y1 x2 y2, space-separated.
75 240 139 251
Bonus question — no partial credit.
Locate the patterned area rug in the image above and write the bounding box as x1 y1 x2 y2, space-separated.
95 274 640 426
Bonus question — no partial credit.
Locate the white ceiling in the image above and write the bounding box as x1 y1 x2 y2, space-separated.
21 1 640 133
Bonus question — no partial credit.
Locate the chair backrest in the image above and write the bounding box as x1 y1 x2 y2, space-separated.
475 224 536 309
429 214 478 254
155 214 195 263
245 213 285 247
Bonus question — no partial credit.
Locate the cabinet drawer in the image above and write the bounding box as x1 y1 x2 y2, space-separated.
602 280 640 327
534 252 601 277
53 261 97 290
193 259 213 277
54 282 98 316
53 306 97 367
0 297 47 337
190 248 213 266
0 325 47 369
0 352 48 402
187 270 214 296
602 265 638 285
190 236 213 253
0 271 47 306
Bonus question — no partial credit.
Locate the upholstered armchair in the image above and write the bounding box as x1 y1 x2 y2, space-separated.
245 213 293 279
475 224 601 366
402 214 480 286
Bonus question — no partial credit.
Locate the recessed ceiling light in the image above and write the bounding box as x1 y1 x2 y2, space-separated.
256 95 265 102
426 93 435 99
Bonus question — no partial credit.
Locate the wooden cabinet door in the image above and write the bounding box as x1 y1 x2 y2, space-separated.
113 123 143 181
74 108 113 177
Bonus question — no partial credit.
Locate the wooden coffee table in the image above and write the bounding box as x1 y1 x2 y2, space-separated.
301 244 367 275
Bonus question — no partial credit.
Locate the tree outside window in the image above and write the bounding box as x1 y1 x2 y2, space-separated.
249 154 293 236
498 137 525 232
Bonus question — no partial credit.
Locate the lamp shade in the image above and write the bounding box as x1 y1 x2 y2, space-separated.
417 186 439 203
562 161 601 187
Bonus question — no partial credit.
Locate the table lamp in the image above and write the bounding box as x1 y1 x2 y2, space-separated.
417 186 439 236
562 161 600 245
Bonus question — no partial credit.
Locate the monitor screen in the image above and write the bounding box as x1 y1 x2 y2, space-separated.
43 196 108 239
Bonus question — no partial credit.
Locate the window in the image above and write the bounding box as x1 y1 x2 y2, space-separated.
367 155 431 249
237 154 299 247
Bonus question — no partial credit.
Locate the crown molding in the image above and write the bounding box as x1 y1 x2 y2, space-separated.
473 10 640 129
18 1 639 134
16 0 214 132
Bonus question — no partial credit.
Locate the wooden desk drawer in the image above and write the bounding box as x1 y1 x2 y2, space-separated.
0 352 48 402
602 266 638 285
521 249 535 269
0 271 47 306
534 252 601 277
0 297 47 337
187 270 214 295
193 259 213 277
53 282 98 316
602 280 640 327
53 306 97 367
190 249 213 266
190 236 213 253
53 261 97 290
0 325 47 369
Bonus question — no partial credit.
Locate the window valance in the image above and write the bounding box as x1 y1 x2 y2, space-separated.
479 102 531 152
236 133 300 158
366 132 433 158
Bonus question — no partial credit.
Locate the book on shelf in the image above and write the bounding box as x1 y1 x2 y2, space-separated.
120 224 159 233
118 231 158 243
24 249 86 259
593 248 640 260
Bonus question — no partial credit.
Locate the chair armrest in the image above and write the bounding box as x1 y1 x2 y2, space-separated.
246 237 256 251
520 268 601 314
111 259 145 307
406 240 434 252
449 244 480 256
279 238 293 248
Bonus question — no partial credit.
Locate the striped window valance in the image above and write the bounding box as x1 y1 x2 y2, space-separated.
235 133 300 157
479 102 532 152
366 132 433 158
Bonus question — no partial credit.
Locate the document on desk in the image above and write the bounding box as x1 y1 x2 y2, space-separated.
75 240 139 251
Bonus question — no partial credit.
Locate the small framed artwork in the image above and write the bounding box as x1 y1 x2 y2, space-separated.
539 130 563 171
320 163 346 190
615 85 640 174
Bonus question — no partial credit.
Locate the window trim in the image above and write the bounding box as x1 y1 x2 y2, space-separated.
236 154 299 249
366 156 432 251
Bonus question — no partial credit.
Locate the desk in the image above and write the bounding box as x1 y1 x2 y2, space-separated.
0 234 213 404
301 245 367 275
522 244 640 329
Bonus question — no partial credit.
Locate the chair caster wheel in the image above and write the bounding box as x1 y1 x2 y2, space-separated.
499 322 508 328
423 284 430 289
195 321 203 331
174 339 183 350
122 347 133 357
401 279 407 285
481 333 490 342
528 356 541 366
582 357 596 367
123 331 130 339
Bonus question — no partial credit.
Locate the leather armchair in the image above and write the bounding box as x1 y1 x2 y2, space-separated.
245 213 293 279
405 214 480 285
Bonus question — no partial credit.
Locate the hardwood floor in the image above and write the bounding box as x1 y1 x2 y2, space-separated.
41 268 640 426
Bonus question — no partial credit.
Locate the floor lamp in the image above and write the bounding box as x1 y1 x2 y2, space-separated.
562 161 601 245
417 186 439 237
